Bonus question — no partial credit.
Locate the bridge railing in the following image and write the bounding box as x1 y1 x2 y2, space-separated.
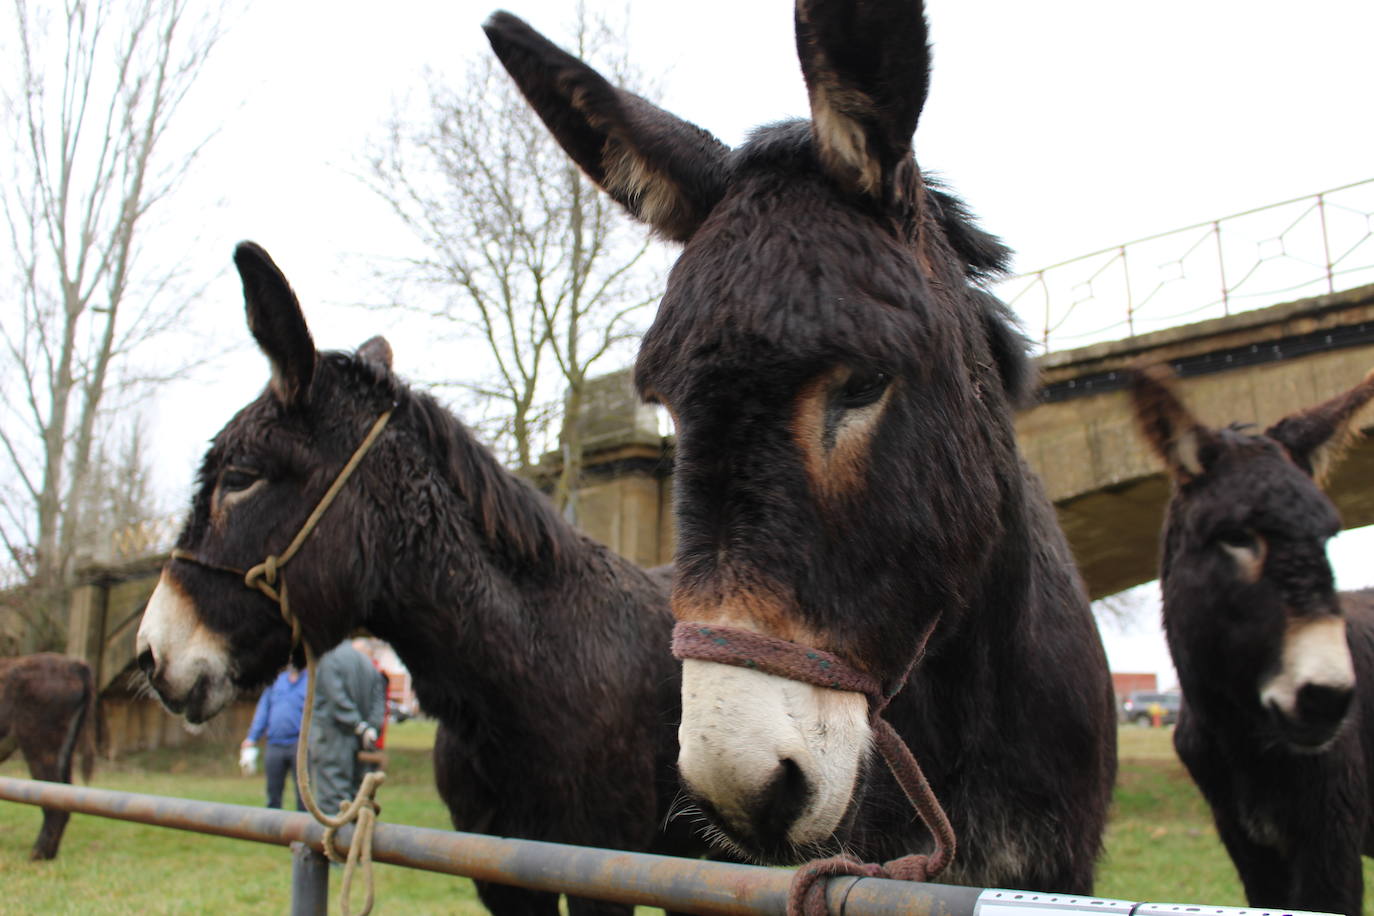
0 776 1335 916
999 178 1374 353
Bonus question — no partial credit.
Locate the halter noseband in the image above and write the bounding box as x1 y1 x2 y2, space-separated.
671 620 955 916
170 408 393 645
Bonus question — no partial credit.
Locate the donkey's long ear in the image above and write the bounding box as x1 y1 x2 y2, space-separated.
484 11 730 243
795 0 930 200
1128 364 1216 484
1265 369 1374 484
234 242 316 406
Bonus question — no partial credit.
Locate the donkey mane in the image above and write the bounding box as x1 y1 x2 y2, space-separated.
184 348 579 581
322 350 581 572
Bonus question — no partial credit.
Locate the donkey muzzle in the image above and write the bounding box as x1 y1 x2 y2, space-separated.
1259 614 1355 750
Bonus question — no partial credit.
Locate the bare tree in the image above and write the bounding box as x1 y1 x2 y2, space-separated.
1093 582 1159 633
363 7 666 517
0 0 225 648
4 416 163 652
70 414 165 564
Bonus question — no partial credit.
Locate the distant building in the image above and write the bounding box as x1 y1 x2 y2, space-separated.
1111 672 1157 703
353 637 421 719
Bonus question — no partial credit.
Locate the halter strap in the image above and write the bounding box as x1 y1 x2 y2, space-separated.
671 625 882 698
168 407 393 916
671 620 955 916
170 408 393 647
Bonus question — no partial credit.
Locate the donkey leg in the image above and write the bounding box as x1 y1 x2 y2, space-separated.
1286 826 1363 916
473 880 560 916
565 895 633 916
1212 815 1291 910
29 807 71 861
23 746 72 860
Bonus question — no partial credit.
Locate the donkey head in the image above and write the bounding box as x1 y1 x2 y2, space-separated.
489 2 1031 858
136 243 398 723
1130 364 1374 751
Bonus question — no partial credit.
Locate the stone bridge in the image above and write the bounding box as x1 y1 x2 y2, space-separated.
64 283 1374 726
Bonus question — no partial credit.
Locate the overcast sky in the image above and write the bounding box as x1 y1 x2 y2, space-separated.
96 0 1374 685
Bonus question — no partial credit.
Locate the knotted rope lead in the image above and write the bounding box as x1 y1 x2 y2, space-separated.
671 623 955 916
171 409 393 916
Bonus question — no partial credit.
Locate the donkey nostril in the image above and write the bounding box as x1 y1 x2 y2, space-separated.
753 757 812 843
1297 682 1353 726
136 648 157 679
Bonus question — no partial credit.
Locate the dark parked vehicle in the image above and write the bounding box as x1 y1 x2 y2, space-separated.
1121 691 1181 726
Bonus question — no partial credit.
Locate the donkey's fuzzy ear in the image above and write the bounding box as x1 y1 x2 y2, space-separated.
484 11 730 243
1128 364 1215 484
234 242 316 406
357 335 393 372
1265 369 1374 485
795 0 930 200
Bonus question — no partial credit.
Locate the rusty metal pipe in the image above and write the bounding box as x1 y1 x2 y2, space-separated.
0 778 1336 916
0 777 976 915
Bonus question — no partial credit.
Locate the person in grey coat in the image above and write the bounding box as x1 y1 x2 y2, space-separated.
309 640 387 815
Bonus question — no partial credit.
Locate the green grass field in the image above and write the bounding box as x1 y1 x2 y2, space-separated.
0 720 481 915
1 724 1370 913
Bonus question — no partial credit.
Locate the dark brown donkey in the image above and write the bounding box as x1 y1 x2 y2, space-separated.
0 653 101 859
135 244 704 916
1130 364 1374 916
488 0 1117 892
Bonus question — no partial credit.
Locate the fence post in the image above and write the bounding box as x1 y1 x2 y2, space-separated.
1213 220 1229 316
1119 245 1134 336
291 840 329 916
1317 193 1335 294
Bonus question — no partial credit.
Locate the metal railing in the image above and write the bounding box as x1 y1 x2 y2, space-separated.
0 776 1336 916
998 179 1374 353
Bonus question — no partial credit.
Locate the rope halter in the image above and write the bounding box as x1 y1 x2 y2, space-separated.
170 407 393 916
173 408 393 646
671 621 955 916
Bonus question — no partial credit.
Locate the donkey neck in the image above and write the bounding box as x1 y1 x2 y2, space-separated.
356 396 667 724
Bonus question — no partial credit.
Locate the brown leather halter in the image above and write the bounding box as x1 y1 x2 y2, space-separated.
672 621 955 916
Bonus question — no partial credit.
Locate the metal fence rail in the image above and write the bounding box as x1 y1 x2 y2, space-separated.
998 178 1374 352
0 776 1334 916
0 776 976 916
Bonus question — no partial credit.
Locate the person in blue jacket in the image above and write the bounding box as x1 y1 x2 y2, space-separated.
240 665 307 810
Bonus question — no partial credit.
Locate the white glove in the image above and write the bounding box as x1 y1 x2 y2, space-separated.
361 727 378 750
238 744 259 776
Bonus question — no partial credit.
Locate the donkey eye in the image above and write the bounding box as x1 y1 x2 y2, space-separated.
1216 528 1266 581
1216 529 1258 552
219 467 260 493
838 369 891 410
